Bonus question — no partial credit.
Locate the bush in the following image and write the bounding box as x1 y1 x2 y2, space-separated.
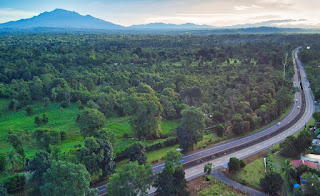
240 160 246 168
25 105 33 116
123 133 129 138
60 131 67 141
3 173 26 193
229 157 241 171
0 154 6 173
60 101 69 108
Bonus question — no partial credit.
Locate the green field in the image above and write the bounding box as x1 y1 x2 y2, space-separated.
0 99 180 158
197 183 245 196
226 158 265 190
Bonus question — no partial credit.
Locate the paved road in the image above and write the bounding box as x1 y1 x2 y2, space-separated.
97 48 314 195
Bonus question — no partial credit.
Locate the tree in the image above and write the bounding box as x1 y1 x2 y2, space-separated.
43 97 50 109
215 123 225 137
173 165 189 196
78 109 105 137
106 161 153 196
0 181 8 196
125 142 147 165
40 161 97 196
231 114 244 135
164 150 182 165
25 105 33 116
280 136 298 157
32 129 61 151
154 161 175 195
302 172 320 196
0 154 6 173
3 173 25 193
78 133 115 176
34 116 42 126
127 93 163 140
296 130 312 153
154 161 189 196
313 111 320 122
7 134 25 159
260 172 283 194
177 107 205 149
42 113 49 124
28 152 51 186
8 99 19 111
204 163 212 175
229 157 241 172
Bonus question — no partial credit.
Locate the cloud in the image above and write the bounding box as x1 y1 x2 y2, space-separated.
0 8 38 23
234 4 263 11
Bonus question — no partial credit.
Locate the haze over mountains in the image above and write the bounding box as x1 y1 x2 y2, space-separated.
0 9 316 33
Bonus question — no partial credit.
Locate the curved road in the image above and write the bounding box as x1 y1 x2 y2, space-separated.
97 48 314 195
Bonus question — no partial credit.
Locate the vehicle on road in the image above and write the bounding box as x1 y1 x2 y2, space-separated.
277 122 281 126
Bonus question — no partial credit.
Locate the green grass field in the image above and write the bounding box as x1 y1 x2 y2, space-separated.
226 158 265 190
0 98 180 158
197 183 245 196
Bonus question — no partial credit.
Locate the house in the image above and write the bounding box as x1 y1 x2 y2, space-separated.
290 160 319 170
301 154 320 164
221 162 229 173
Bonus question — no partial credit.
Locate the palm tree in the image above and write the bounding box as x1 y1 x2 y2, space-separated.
6 150 22 174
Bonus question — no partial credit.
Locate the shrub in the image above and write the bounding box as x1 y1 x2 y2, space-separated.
3 173 26 193
60 101 69 108
60 131 67 141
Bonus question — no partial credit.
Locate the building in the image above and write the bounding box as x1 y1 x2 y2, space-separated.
290 160 319 170
301 154 320 164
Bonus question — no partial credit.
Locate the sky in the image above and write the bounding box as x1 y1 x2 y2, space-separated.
0 0 319 27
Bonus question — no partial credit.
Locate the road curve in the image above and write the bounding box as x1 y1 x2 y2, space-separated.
97 48 314 196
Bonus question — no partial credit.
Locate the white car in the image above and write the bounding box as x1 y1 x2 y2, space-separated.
277 122 281 126
298 106 300 109
296 99 298 102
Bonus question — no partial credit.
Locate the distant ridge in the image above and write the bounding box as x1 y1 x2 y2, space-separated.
129 22 215 29
0 9 123 29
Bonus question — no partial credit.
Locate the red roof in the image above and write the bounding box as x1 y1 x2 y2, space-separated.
291 160 318 169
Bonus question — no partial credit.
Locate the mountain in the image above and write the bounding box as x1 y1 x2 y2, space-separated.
227 19 298 29
0 9 123 29
129 22 215 30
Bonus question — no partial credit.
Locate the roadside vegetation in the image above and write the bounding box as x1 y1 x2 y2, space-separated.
0 33 308 195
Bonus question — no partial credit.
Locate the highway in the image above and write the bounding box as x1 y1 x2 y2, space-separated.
97 48 314 195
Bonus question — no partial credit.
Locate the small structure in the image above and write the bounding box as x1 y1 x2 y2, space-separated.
301 154 320 164
312 139 320 146
290 160 319 170
221 162 229 173
307 46 311 49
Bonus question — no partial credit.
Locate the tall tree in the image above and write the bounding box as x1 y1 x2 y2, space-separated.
28 152 51 186
125 142 147 165
164 150 182 165
78 133 115 176
106 161 153 196
260 172 283 194
302 172 320 195
177 107 205 149
127 93 163 140
78 108 105 137
7 134 25 159
40 161 97 196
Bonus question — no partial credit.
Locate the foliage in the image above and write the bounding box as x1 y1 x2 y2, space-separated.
228 157 244 172
106 161 153 196
177 107 205 149
7 133 25 158
125 142 147 165
280 131 312 157
127 92 163 140
27 152 51 186
0 154 6 173
32 129 61 151
40 160 97 196
204 162 212 175
25 105 33 116
214 123 225 137
260 172 283 194
2 173 26 193
301 172 320 196
154 161 189 196
164 150 182 165
0 181 8 196
78 132 116 176
78 108 105 137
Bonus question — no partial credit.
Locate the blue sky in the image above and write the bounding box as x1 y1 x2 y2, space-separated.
0 0 319 27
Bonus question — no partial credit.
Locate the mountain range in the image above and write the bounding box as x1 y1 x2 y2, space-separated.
0 9 314 32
